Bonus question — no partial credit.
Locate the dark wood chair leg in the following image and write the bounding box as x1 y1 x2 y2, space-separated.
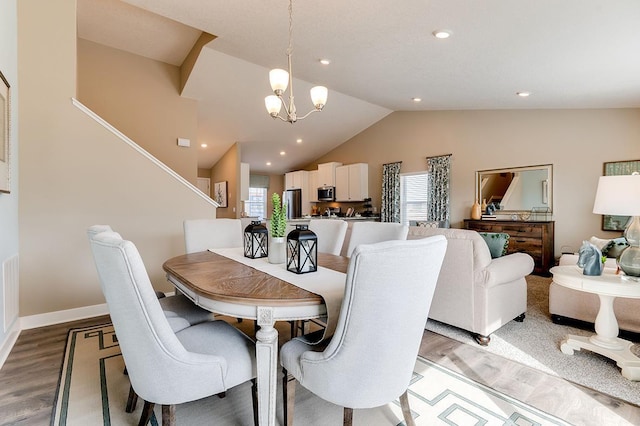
343 407 353 426
282 368 297 426
399 390 415 426
251 378 259 426
162 404 175 426
137 401 155 426
473 333 490 346
125 385 138 412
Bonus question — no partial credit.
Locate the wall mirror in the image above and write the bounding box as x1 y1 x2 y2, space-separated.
476 164 553 213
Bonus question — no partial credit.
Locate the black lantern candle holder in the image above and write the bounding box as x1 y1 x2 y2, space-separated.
244 220 268 259
286 224 318 274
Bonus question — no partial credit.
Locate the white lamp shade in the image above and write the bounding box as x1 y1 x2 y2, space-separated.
310 86 328 108
593 174 640 216
269 68 289 93
265 95 282 115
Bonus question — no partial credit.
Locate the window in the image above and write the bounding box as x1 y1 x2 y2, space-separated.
400 172 429 226
245 187 267 219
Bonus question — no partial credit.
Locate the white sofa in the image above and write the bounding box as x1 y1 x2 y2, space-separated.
408 227 535 345
550 254 640 333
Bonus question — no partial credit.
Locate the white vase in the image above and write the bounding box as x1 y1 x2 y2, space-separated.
268 237 286 264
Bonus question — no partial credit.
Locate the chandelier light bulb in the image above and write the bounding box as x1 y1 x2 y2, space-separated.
310 86 328 109
265 95 283 116
269 69 289 95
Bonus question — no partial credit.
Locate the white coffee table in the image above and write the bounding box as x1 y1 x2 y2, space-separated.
550 265 640 380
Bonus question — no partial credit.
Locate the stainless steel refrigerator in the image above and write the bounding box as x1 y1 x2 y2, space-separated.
284 189 302 219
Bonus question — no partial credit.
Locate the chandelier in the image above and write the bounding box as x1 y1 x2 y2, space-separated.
265 0 328 123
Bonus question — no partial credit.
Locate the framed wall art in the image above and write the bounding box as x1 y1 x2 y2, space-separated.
0 70 10 193
601 159 640 231
214 181 228 207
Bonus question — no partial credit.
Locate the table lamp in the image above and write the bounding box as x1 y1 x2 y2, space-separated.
592 172 640 280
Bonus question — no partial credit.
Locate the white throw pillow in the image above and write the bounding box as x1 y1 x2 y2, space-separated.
589 236 611 251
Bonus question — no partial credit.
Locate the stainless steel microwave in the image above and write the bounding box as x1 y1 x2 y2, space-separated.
317 186 335 201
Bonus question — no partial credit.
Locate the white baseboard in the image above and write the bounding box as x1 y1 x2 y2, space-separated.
0 303 109 371
0 320 21 370
19 303 109 330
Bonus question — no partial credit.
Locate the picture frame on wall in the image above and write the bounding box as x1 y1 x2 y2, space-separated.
214 181 228 207
602 159 640 231
0 70 10 193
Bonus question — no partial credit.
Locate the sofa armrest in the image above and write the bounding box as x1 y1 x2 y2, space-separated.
482 253 534 288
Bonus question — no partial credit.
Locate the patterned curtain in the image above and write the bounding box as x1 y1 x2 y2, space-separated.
427 155 451 226
381 162 402 223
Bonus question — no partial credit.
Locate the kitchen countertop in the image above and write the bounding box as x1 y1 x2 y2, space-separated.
288 216 380 222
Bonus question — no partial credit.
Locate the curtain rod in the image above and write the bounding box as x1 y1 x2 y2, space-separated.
426 153 452 159
383 161 403 166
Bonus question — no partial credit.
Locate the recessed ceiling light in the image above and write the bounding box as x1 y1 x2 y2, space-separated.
280 151 286 156
296 138 303 143
412 97 422 102
200 143 208 148
266 162 272 166
319 59 331 65
516 91 531 97
432 30 451 39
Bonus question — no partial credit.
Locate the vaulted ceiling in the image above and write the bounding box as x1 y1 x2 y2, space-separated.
77 0 640 174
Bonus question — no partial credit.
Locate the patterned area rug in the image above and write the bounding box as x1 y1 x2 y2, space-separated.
426 275 640 406
52 323 568 425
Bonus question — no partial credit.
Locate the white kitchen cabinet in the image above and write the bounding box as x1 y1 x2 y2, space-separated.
335 163 368 201
308 170 319 202
285 170 308 190
317 162 342 187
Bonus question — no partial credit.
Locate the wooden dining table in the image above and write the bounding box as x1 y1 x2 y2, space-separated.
163 249 349 426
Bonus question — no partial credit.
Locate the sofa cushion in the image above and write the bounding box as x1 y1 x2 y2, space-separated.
412 220 439 228
478 232 510 258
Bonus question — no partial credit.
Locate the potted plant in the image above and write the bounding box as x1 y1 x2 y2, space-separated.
268 193 287 263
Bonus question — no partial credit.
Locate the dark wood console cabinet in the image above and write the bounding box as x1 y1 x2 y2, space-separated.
464 220 555 276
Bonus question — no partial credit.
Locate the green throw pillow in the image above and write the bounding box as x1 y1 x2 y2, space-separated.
602 237 629 258
479 232 510 258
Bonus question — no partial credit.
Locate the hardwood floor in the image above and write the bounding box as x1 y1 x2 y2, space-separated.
0 315 110 426
1 315 639 425
419 331 640 426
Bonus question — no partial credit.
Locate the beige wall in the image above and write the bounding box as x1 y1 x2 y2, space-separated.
313 109 640 254
211 142 241 218
77 39 199 184
18 0 216 316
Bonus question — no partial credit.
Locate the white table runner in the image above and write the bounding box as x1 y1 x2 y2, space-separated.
210 247 347 339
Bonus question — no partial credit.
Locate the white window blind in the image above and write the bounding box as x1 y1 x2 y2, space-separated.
245 187 267 219
400 172 430 226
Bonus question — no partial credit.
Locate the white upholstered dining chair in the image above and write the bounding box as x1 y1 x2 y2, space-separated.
89 231 257 426
345 221 409 257
88 225 219 413
280 236 447 426
183 218 243 253
88 225 215 334
308 219 348 256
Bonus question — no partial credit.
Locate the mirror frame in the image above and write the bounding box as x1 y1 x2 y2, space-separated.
476 164 553 214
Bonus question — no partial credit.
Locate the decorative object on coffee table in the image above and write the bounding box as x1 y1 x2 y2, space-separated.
577 240 603 276
593 172 640 280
